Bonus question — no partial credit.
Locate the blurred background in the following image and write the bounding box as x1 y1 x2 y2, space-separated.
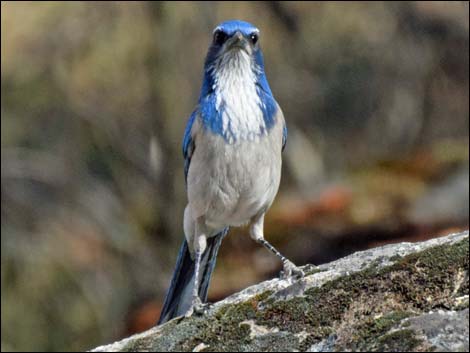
1 1 468 351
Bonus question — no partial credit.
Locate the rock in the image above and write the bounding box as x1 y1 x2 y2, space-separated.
91 231 469 352
401 309 469 352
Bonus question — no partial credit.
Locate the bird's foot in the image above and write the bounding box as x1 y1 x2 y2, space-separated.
280 259 305 280
184 296 211 318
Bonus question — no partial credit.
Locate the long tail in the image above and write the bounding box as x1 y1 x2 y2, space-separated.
157 228 228 325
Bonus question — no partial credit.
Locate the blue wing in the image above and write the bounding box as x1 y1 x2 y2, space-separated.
274 103 287 152
183 110 197 182
282 123 287 152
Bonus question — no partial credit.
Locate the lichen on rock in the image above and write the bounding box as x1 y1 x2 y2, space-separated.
91 231 469 352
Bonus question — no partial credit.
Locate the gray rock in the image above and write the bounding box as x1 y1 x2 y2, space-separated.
91 231 469 352
402 309 469 352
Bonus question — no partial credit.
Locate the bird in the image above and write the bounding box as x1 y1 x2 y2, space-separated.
157 19 304 325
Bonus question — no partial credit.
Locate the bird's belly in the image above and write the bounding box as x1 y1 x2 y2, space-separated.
187 133 282 230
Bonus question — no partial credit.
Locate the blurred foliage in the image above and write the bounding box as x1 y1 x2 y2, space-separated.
1 1 468 351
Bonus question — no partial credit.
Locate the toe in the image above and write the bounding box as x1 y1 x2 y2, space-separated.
282 260 304 279
194 302 210 315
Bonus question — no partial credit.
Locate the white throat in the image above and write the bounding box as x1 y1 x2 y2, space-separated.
212 50 266 143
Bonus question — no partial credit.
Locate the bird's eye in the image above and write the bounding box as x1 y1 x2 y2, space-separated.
250 33 259 45
213 30 228 46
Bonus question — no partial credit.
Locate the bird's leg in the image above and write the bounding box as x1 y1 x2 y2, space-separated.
184 244 204 318
185 220 208 318
250 213 304 279
257 238 305 279
192 246 204 304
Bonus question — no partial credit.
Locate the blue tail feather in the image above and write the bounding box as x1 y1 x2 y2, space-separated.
157 228 228 325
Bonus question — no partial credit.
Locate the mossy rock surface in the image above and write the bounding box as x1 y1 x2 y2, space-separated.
91 231 469 352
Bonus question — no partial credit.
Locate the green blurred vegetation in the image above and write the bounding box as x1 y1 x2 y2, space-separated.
1 1 468 351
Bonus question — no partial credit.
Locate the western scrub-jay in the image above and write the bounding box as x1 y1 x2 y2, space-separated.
158 20 303 325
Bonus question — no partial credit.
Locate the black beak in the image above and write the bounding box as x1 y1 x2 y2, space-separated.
227 31 249 51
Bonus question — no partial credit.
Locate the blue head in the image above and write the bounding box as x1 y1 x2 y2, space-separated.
198 20 277 142
200 20 273 99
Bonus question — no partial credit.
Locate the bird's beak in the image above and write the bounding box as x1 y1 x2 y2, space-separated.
226 31 249 52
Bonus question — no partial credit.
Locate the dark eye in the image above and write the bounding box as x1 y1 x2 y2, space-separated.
250 33 258 45
213 30 228 46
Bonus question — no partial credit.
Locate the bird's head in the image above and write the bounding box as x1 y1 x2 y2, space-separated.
210 20 260 57
200 20 272 99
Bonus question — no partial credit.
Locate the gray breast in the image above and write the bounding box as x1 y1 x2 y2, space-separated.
187 115 284 231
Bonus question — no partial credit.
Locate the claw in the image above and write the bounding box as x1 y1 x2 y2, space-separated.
184 296 211 318
194 302 211 316
280 259 305 280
